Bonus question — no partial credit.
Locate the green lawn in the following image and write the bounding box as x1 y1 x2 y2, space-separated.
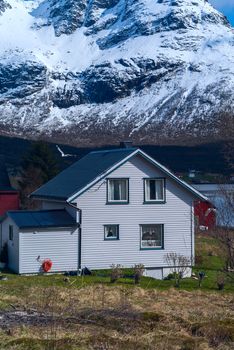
0 234 233 297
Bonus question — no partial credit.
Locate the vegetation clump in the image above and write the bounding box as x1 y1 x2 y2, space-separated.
110 264 123 283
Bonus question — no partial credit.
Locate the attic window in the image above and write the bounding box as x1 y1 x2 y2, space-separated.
107 179 129 203
144 178 165 203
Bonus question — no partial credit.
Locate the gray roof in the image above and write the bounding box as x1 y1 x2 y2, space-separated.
31 148 136 200
8 209 77 229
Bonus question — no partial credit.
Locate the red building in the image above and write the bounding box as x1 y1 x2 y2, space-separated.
0 162 19 219
194 200 216 231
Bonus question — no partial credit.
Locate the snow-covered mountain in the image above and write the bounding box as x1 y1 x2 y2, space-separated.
0 0 234 145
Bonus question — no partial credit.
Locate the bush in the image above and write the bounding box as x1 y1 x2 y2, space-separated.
133 264 144 284
163 273 174 281
195 254 203 266
110 264 123 283
217 273 226 290
0 243 8 264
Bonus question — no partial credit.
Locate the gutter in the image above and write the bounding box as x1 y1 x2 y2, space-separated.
67 202 82 274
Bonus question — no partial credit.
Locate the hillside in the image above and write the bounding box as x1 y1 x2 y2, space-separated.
0 0 234 145
0 136 231 176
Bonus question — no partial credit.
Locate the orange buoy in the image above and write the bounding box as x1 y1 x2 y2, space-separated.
42 259 53 273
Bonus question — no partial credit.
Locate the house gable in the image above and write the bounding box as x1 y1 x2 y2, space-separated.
67 149 208 203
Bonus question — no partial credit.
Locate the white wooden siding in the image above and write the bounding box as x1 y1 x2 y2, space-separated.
75 154 195 270
19 228 78 274
1 217 20 273
41 201 77 219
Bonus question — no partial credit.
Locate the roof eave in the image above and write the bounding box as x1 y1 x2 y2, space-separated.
30 194 67 202
19 224 79 230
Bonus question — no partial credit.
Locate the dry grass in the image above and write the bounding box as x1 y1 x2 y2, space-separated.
0 284 233 350
0 234 233 349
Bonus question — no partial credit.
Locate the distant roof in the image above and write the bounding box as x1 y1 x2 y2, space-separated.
8 209 77 229
192 184 234 193
31 148 136 200
0 157 15 191
31 147 207 202
193 184 234 228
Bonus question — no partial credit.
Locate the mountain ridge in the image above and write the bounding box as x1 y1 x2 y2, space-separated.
0 0 234 146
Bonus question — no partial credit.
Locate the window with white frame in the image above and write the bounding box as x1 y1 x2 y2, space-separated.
104 225 119 240
107 179 128 203
144 178 165 202
140 224 164 249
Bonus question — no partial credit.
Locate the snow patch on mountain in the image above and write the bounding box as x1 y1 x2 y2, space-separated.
0 0 233 145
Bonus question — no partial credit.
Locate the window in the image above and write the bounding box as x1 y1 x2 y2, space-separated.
144 178 165 202
140 224 164 249
104 225 119 240
107 179 129 203
9 225 13 241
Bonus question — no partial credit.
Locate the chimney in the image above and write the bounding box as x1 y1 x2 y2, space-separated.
119 141 133 149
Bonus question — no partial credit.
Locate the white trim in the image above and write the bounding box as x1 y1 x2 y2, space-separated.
67 149 208 203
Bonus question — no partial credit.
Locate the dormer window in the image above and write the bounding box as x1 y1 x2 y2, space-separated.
107 178 129 204
144 178 165 203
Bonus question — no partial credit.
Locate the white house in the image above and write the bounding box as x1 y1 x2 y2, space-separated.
1 145 207 278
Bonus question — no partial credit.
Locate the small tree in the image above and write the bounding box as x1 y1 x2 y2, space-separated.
19 142 59 209
133 264 145 284
211 184 234 273
164 252 192 288
110 264 123 283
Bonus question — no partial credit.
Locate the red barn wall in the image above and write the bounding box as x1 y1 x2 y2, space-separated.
194 200 216 230
0 191 20 217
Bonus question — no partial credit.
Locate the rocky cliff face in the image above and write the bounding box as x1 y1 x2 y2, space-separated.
0 0 233 145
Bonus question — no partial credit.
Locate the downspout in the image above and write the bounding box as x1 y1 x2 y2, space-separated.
191 201 195 267
67 202 82 274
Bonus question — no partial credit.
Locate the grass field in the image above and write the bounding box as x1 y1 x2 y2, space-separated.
0 234 233 349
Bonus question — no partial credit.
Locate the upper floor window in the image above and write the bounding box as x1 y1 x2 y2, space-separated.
144 178 165 203
107 178 129 203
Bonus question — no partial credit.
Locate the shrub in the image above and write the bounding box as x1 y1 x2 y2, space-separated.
217 273 226 290
163 273 174 280
195 254 203 266
110 264 123 283
133 264 144 284
0 243 8 264
208 250 213 257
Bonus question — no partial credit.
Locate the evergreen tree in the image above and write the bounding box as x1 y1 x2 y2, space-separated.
19 142 59 209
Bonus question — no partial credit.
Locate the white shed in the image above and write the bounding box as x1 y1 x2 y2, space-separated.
1 209 78 274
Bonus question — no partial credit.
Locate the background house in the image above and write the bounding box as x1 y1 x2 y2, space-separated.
193 184 234 229
0 157 19 221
